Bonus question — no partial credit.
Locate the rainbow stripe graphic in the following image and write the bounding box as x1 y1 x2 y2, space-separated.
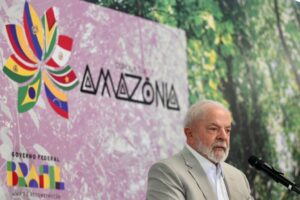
2 1 78 119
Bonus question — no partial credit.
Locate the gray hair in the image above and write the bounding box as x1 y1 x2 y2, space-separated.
183 99 229 128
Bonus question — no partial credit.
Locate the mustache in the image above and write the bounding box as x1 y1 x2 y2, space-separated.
212 142 228 149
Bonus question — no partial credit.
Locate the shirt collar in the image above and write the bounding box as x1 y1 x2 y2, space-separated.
185 144 224 178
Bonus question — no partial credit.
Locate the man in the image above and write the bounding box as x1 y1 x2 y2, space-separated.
146 100 253 200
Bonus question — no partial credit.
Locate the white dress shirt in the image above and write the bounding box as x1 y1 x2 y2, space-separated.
186 145 229 200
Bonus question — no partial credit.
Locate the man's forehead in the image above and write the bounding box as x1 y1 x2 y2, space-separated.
198 110 232 125
206 122 232 127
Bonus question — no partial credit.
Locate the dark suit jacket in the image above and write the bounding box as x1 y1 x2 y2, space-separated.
146 147 254 200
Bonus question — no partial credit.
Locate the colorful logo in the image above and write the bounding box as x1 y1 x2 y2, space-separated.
7 161 64 190
2 1 78 119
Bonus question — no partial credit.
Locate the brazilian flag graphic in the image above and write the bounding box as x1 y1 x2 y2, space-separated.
18 70 41 113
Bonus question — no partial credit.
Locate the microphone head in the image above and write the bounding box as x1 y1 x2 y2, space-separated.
248 155 261 169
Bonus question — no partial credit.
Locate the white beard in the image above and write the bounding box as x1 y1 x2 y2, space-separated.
196 140 229 163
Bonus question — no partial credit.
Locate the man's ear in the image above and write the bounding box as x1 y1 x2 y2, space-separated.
184 127 193 145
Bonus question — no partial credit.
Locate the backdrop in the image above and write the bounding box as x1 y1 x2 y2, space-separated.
0 0 188 199
87 1 300 200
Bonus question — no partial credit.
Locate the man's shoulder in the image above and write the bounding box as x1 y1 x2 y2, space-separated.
156 150 185 166
222 162 240 171
149 149 188 173
222 162 245 177
146 149 195 200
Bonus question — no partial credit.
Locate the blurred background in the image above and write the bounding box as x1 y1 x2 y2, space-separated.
84 0 300 199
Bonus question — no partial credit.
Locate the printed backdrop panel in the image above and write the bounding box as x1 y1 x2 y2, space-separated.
0 0 188 199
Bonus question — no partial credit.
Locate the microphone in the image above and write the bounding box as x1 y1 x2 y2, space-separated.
248 156 300 194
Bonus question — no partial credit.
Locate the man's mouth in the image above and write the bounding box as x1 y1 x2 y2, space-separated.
213 145 226 151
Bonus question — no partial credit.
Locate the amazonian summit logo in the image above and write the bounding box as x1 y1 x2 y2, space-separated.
2 1 78 119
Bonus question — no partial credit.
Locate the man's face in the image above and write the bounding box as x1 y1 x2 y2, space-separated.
186 105 231 164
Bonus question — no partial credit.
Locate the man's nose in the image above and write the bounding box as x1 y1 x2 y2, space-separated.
217 128 228 140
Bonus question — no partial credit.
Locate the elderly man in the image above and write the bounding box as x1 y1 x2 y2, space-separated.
146 100 253 200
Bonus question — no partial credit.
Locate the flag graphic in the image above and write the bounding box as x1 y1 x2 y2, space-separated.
5 24 38 64
43 70 68 119
42 7 58 61
2 1 78 119
18 70 41 113
46 35 73 69
23 1 44 60
47 65 79 90
3 54 37 83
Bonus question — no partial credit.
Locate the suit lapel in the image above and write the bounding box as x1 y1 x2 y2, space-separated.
181 147 217 200
221 163 235 199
